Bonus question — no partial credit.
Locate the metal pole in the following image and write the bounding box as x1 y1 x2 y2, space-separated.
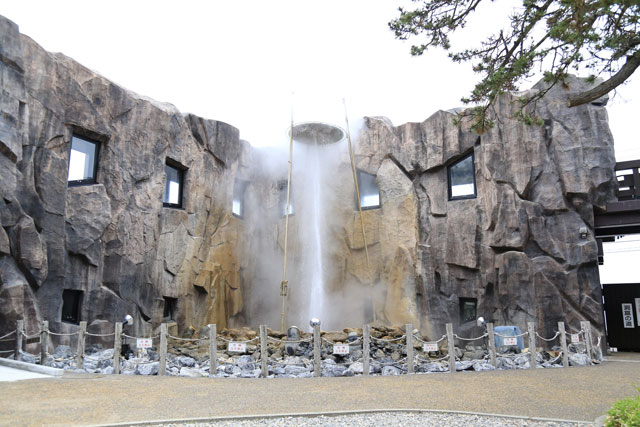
343 100 372 288
363 324 370 376
405 324 414 374
280 112 294 333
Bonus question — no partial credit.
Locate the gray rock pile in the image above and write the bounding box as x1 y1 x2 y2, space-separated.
14 325 598 377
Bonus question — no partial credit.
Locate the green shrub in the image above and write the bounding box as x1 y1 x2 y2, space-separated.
606 388 640 427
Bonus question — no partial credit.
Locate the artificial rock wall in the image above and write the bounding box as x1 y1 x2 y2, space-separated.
0 15 617 342
353 78 616 338
0 16 252 341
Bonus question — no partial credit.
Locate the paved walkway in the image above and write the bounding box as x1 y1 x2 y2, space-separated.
0 366 51 383
0 353 638 426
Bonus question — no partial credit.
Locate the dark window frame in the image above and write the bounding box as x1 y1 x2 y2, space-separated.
163 296 177 321
67 135 100 187
356 169 381 210
459 297 477 324
163 159 186 209
61 289 83 324
278 180 295 217
232 180 248 219
447 151 477 201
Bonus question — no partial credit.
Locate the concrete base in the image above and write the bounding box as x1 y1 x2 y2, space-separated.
0 357 63 376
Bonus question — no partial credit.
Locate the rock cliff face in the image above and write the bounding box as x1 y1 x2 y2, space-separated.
0 16 252 343
0 15 616 342
353 79 616 338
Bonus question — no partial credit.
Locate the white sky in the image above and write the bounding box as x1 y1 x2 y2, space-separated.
1 0 638 282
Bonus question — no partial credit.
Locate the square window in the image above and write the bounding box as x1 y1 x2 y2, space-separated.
448 152 476 200
232 180 248 218
459 297 477 323
278 180 294 216
163 296 177 321
163 162 185 208
61 289 83 324
356 170 380 210
68 135 99 186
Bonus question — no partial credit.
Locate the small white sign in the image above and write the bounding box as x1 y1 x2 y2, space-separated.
137 338 152 348
503 337 517 346
635 298 640 327
333 345 349 355
571 334 580 344
622 303 634 328
423 342 438 352
227 342 246 352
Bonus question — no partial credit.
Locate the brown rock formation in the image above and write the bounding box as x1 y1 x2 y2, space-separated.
0 15 616 343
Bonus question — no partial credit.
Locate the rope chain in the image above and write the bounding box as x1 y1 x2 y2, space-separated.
0 330 16 340
47 330 80 337
370 335 406 343
454 333 489 341
85 332 115 337
536 331 560 342
412 334 447 344
494 331 528 338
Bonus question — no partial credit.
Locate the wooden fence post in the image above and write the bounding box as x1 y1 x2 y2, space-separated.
581 320 593 364
15 320 23 361
159 323 167 376
40 320 48 365
313 323 321 377
113 322 122 374
487 322 496 367
76 321 86 370
363 324 370 376
209 324 217 376
528 322 536 369
260 325 268 378
446 323 456 374
559 321 569 368
405 324 414 374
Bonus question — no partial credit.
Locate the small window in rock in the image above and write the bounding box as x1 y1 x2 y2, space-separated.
193 285 208 319
459 297 477 323
68 135 99 186
448 152 476 200
61 289 83 324
356 169 380 209
278 180 295 216
232 180 248 218
163 161 185 209
163 296 177 321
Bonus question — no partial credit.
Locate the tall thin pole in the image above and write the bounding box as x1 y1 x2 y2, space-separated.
281 106 294 333
343 100 372 282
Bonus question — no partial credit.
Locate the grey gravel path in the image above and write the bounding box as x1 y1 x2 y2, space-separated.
152 412 589 427
1 353 638 426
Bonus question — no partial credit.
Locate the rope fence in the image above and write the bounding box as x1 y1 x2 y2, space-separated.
0 318 602 377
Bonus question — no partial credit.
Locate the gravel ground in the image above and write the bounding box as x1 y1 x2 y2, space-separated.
151 412 590 426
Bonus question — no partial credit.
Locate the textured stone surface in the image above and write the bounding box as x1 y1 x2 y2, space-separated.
0 15 251 341
0 14 616 344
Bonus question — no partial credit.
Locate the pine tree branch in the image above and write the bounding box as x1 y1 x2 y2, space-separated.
568 49 640 107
